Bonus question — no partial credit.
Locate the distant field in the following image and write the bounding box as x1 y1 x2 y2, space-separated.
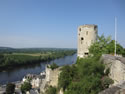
6 52 52 56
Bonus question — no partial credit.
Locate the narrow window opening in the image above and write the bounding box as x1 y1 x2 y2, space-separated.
81 37 84 40
84 53 88 55
79 28 81 31
94 26 97 30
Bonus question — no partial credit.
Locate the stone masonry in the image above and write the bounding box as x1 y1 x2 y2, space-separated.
77 24 98 58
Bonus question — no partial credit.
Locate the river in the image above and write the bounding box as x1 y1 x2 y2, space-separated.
0 54 77 85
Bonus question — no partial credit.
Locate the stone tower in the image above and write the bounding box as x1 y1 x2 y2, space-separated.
77 24 98 58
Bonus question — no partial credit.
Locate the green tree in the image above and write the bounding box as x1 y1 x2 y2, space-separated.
58 65 76 90
21 82 32 93
89 35 124 57
6 83 15 94
89 35 111 57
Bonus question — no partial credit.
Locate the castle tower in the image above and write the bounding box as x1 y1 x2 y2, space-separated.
77 24 98 58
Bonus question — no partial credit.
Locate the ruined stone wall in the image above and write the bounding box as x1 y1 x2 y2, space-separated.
40 66 61 94
77 24 98 58
99 55 125 94
99 81 125 94
45 67 61 87
101 54 125 85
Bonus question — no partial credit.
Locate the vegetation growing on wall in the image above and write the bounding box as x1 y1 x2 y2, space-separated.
49 63 59 70
45 86 57 94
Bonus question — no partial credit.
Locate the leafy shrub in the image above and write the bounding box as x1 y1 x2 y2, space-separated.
45 86 57 94
58 65 72 90
50 63 59 70
6 83 15 94
58 57 111 94
21 82 32 93
101 76 114 89
122 49 125 57
89 35 125 57
105 68 110 76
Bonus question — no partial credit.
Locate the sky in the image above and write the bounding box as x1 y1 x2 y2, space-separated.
0 0 125 48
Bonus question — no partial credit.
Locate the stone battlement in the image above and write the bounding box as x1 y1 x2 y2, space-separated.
79 24 97 28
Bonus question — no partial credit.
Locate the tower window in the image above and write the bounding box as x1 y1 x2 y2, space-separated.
84 53 88 55
79 28 81 31
94 26 97 30
81 37 84 40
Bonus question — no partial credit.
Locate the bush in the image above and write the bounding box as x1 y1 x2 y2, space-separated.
101 76 114 89
58 65 77 90
122 49 125 57
50 63 59 70
6 83 15 94
45 86 57 94
21 82 32 93
105 68 110 76
58 57 111 94
89 35 124 57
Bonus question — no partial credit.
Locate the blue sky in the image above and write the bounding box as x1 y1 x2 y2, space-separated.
0 0 125 48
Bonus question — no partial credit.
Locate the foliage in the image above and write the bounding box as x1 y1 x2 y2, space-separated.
89 35 111 57
58 56 114 94
105 68 110 76
101 76 114 89
50 63 59 70
6 83 15 94
21 82 32 93
58 65 77 90
45 86 57 94
122 49 125 57
89 35 125 57
64 76 102 94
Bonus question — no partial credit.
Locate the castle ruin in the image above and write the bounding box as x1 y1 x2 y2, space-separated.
77 24 98 58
